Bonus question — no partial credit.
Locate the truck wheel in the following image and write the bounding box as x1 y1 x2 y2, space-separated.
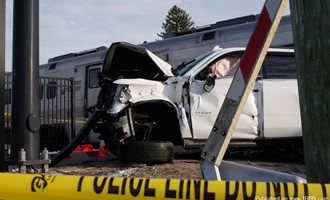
119 141 174 164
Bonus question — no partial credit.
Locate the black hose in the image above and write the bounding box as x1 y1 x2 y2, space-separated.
50 112 101 166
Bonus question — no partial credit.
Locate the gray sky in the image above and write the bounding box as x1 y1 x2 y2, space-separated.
4 0 291 71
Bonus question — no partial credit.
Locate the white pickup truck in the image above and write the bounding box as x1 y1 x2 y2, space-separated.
94 42 301 163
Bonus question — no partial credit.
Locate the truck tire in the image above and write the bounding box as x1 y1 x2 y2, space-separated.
119 141 174 164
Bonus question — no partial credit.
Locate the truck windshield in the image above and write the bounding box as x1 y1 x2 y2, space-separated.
172 52 213 76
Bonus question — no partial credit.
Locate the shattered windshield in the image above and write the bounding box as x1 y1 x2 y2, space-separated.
172 52 213 76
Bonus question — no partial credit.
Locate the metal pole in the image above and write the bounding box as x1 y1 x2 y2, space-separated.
11 0 40 161
0 0 6 171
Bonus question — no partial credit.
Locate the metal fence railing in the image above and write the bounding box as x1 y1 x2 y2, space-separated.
4 74 76 153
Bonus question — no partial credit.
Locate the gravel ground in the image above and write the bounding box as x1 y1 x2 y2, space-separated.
47 148 305 180
49 157 202 179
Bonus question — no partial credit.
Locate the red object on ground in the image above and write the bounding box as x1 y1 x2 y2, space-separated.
70 144 108 157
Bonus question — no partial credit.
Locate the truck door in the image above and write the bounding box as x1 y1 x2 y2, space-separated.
262 54 301 138
189 53 259 140
85 64 102 117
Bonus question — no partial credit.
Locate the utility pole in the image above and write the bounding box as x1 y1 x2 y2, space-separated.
8 0 52 173
290 1 330 183
11 0 40 162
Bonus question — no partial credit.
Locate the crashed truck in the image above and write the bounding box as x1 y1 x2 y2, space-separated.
51 41 302 165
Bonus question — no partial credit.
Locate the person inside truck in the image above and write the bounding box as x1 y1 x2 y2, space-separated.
208 56 240 78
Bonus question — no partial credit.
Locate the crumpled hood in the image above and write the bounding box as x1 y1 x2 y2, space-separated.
102 42 173 80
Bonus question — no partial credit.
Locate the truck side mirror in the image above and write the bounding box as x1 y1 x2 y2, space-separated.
204 76 215 92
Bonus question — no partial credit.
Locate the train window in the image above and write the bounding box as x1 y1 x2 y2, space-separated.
4 89 11 105
202 31 215 41
48 63 57 70
89 68 101 88
263 55 296 79
39 85 44 100
46 81 57 99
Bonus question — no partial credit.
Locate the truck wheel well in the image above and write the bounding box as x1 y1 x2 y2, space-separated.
132 101 182 145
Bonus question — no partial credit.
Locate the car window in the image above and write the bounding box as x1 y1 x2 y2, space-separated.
262 55 296 79
172 52 213 76
195 53 242 80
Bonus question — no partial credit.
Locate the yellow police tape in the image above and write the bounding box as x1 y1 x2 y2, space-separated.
0 173 329 200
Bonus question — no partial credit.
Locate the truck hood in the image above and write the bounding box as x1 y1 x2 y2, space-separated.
102 42 173 80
